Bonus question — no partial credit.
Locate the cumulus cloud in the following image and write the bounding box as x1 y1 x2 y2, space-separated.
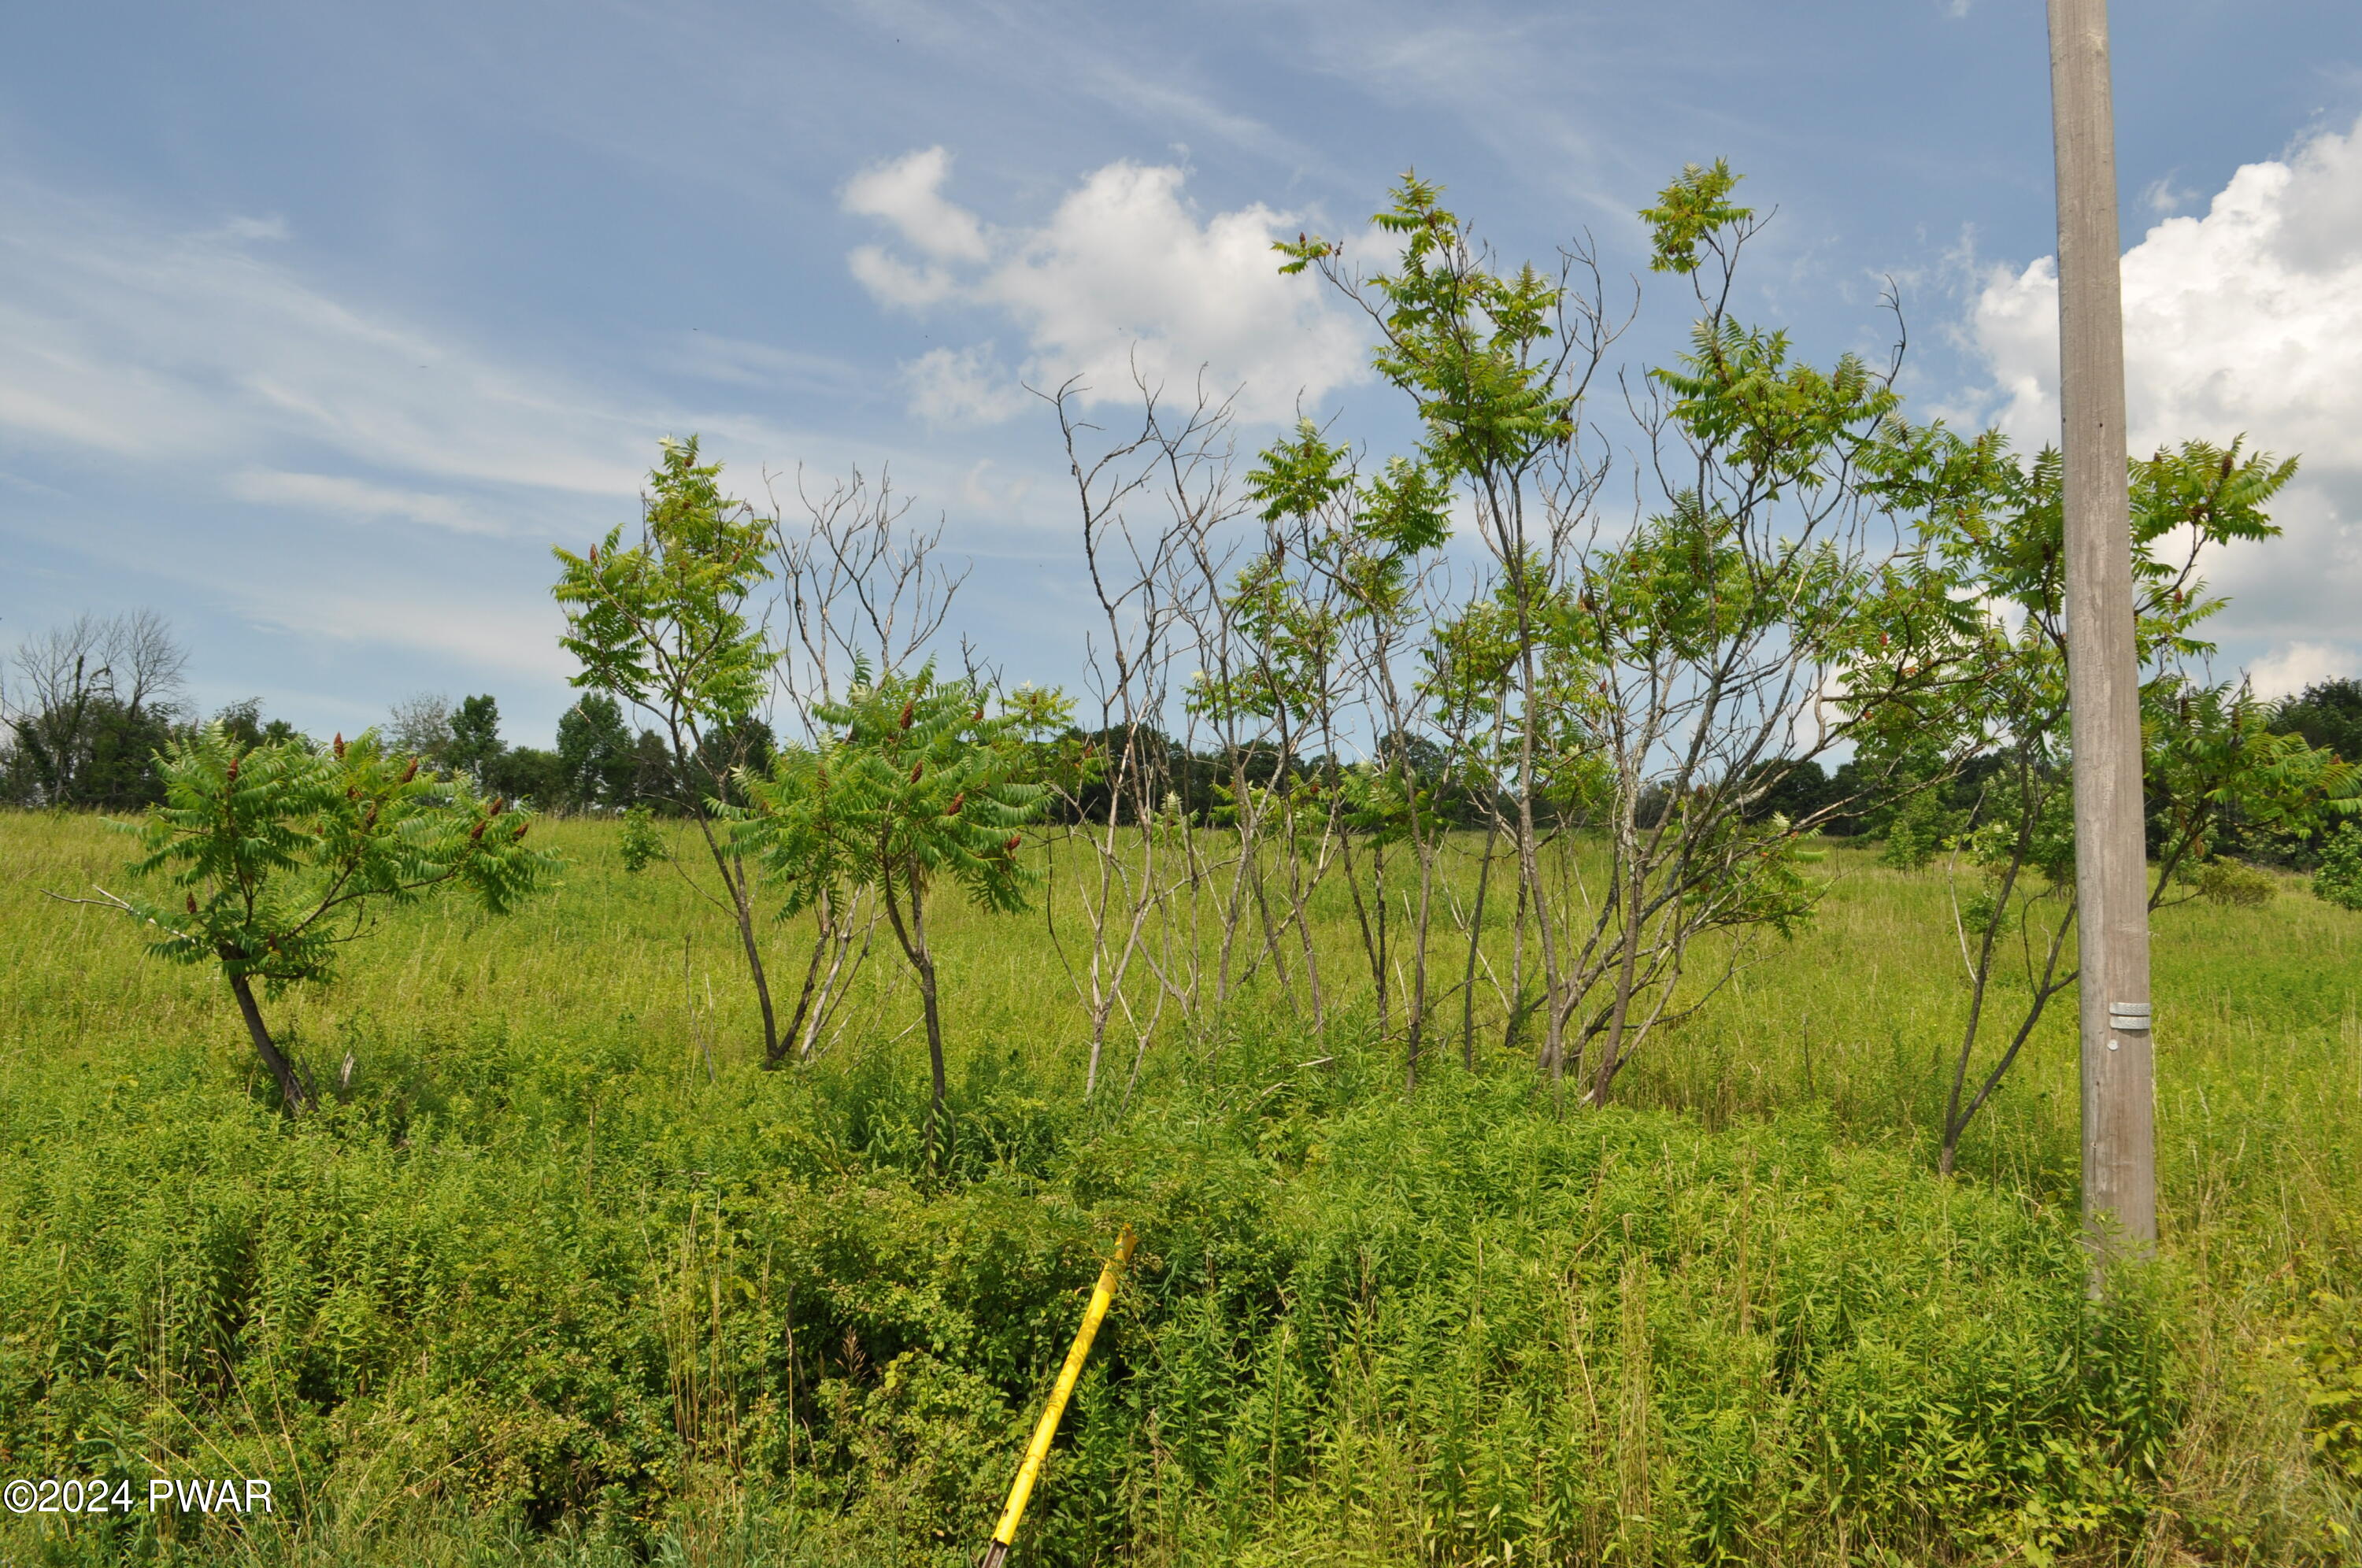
2249 642 2360 701
842 146 990 262
846 243 964 309
1964 116 2362 686
842 148 1368 424
904 344 1031 428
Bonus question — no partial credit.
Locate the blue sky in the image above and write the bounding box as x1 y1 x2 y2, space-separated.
5 0 2359 744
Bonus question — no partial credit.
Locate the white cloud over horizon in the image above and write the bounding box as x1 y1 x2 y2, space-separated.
1965 114 2362 693
2249 641 2360 701
842 148 1371 426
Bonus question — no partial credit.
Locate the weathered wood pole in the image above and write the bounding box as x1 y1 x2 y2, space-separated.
2047 0 2157 1270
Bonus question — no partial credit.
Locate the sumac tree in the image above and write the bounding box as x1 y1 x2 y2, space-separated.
553 437 783 1056
735 667 1050 1147
74 724 553 1113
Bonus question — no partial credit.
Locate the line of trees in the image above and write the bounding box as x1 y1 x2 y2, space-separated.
539 162 2360 1137
27 161 2362 1157
0 622 771 819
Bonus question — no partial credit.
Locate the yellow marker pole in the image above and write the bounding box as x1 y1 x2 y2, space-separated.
979 1226 1137 1568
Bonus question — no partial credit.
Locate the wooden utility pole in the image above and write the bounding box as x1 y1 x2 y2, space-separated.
2046 0 2156 1270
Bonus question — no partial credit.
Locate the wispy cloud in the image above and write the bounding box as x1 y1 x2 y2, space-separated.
0 179 652 502
224 470 500 535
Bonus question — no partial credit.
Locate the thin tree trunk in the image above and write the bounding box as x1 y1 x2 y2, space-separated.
1462 813 1501 1070
1591 789 1648 1107
694 806 780 1062
1407 862 1433 1089
883 865 948 1162
1340 822 1384 1039
1941 843 2024 1170
728 856 780 1062
1944 892 2079 1174
774 891 840 1069
228 970 312 1115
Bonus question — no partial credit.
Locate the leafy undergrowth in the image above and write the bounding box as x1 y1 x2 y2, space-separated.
3 812 2356 1563
0 1030 2254 1566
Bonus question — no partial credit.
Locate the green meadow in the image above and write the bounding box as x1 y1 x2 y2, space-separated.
2 810 2357 1565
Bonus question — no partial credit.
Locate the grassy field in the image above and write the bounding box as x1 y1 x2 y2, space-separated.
1 809 2357 1565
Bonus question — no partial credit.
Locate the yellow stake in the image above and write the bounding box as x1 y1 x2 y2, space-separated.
980 1226 1138 1568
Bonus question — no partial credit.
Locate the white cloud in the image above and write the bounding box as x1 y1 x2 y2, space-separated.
1964 115 2362 682
842 146 990 262
661 331 864 396
2138 174 2198 219
959 459 1031 512
846 243 963 309
215 214 291 242
2249 642 2360 701
240 589 579 682
842 149 1370 424
0 179 652 500
225 469 498 534
905 344 1031 427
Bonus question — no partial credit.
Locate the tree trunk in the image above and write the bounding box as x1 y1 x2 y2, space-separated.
1462 813 1500 1070
728 856 781 1063
1592 790 1648 1108
228 971 312 1115
692 805 779 1063
910 872 947 1160
883 861 949 1163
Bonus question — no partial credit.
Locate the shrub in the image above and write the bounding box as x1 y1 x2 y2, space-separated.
2195 857 2276 907
2315 821 2362 911
618 801 668 871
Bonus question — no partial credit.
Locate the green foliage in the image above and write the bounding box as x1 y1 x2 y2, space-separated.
735 667 1054 1121
1245 418 1353 525
2315 821 2362 911
2294 1293 2362 1492
1278 175 1574 480
1877 786 1959 871
735 668 1050 925
617 802 667 872
552 435 787 1060
112 724 551 996
2194 858 2276 908
2148 676 2359 890
210 696 309 750
2 694 176 810
448 693 504 780
555 693 637 808
0 1037 2180 1566
1641 157 1753 274
483 745 565 812
5 814 2359 1562
1905 432 2357 1167
2274 677 2362 766
552 436 777 745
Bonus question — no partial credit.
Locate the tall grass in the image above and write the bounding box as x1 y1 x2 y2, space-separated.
2 811 2356 1564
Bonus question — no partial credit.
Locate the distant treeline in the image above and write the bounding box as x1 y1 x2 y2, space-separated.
8 611 2361 866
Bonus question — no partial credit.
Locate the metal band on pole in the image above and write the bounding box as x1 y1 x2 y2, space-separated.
2046 0 2157 1274
979 1226 1138 1568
